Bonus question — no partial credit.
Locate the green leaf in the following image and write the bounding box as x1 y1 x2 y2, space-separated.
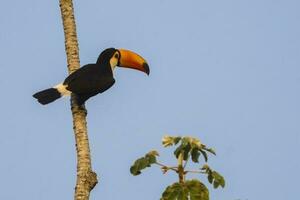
189 138 202 149
182 143 191 160
201 165 225 189
161 180 209 200
147 150 159 157
191 148 200 163
201 164 211 172
186 180 209 200
130 151 159 176
181 137 190 146
207 173 213 184
174 138 192 160
220 177 225 188
213 180 219 189
161 182 181 200
146 154 156 164
130 157 148 175
203 147 216 155
173 137 182 145
145 151 159 164
211 171 226 188
199 149 208 162
174 144 184 158
130 165 141 175
162 135 182 147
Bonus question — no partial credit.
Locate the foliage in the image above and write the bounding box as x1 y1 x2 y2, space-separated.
201 164 225 189
130 151 159 175
130 135 225 200
161 180 209 200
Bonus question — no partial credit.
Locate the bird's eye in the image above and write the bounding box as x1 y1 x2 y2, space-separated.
114 53 119 59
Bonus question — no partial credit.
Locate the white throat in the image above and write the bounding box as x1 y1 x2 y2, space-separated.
110 59 118 72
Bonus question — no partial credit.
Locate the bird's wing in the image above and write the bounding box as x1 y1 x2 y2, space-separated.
63 64 115 94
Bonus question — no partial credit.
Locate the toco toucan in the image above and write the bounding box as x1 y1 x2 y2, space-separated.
33 48 150 105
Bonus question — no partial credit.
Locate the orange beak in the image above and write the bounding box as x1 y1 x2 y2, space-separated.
118 49 150 75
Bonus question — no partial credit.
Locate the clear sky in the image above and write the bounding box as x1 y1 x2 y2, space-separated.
1 0 299 199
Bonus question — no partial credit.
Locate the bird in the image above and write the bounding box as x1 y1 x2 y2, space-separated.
33 48 150 105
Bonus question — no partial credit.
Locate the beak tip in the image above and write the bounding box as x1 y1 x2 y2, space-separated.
143 63 150 75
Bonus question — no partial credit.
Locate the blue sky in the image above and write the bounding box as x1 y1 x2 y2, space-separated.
1 0 299 199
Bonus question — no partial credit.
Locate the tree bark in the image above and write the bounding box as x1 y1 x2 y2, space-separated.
59 0 98 199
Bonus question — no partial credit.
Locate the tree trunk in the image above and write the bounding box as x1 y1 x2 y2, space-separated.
59 0 98 199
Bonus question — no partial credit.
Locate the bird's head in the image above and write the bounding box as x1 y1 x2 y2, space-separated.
97 48 150 75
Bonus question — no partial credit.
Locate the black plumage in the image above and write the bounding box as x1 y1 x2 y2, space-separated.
33 48 149 105
33 88 61 105
64 63 115 105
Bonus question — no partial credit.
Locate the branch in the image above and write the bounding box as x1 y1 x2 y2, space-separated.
59 0 98 199
155 162 178 173
177 152 185 183
184 170 206 174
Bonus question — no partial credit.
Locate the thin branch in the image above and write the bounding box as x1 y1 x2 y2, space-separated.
178 152 185 183
155 162 178 173
184 170 206 174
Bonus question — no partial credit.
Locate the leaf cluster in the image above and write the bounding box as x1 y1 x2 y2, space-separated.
130 151 159 176
161 180 209 200
130 135 225 200
201 164 225 189
163 136 216 162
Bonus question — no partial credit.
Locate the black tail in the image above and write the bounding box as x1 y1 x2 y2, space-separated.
33 88 61 105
